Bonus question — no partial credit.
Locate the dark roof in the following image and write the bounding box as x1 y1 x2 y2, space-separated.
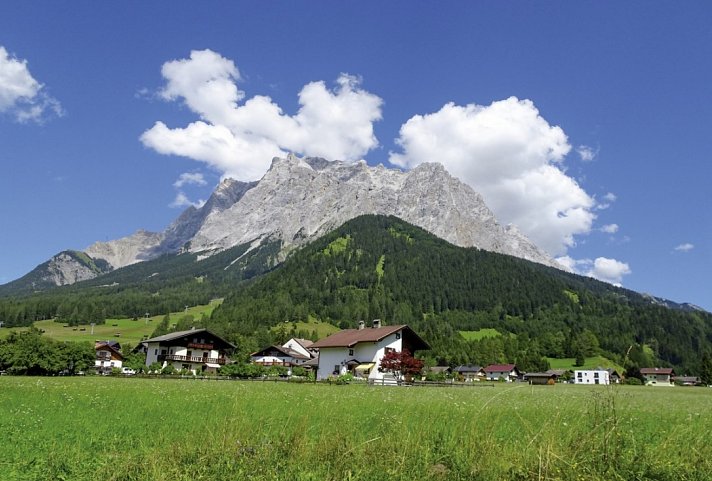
524 372 557 378
428 366 452 373
640 367 674 375
251 345 310 360
674 376 700 384
293 338 314 349
484 364 518 373
143 328 236 349
453 365 483 373
310 325 429 351
95 342 124 360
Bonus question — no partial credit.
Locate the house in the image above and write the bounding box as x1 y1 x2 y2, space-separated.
606 368 623 384
453 365 485 382
143 328 235 375
524 372 558 385
483 364 520 382
640 367 675 386
250 338 319 374
95 340 124 375
309 320 429 382
573 369 610 385
674 376 701 386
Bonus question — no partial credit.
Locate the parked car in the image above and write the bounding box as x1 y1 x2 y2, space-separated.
121 367 137 375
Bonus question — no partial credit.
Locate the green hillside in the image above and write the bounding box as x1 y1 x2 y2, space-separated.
208 215 712 374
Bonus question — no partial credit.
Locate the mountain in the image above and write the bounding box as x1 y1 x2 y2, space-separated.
1 155 559 295
0 251 112 296
208 215 712 373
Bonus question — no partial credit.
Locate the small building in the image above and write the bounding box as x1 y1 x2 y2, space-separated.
251 345 311 369
143 328 235 375
674 376 701 386
309 320 429 382
606 368 623 384
453 365 485 382
640 367 675 386
573 369 610 385
483 364 520 382
524 372 558 385
95 340 124 375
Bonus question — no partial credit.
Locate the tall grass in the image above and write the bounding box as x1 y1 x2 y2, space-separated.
1 378 710 480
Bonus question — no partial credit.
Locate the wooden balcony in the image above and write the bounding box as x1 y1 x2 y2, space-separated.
158 354 226 365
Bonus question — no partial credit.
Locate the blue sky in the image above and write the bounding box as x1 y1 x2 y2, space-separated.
1 2 710 310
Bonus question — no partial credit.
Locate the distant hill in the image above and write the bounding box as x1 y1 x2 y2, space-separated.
209 215 712 373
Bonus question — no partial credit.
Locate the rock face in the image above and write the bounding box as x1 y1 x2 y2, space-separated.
11 155 561 290
187 155 557 268
42 251 105 286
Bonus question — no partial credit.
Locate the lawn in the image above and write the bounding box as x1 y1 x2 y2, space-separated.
458 328 503 341
546 355 624 373
0 299 223 345
1 377 711 481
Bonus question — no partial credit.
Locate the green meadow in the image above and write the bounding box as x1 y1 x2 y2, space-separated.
1 377 711 481
0 299 223 344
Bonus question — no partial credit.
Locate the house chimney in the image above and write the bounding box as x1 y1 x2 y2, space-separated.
358 320 365 330
372 319 381 329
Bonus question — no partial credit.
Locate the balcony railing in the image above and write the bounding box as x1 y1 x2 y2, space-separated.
158 354 226 365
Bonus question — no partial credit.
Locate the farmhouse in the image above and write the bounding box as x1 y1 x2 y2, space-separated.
524 372 558 385
573 369 610 385
95 340 123 375
483 364 520 382
309 320 429 382
453 365 485 382
142 328 235 375
640 367 675 386
251 338 317 374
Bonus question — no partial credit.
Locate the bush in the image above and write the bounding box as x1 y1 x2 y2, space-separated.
623 377 643 385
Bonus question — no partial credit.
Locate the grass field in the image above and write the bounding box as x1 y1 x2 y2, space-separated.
546 355 624 373
0 299 223 345
1 377 711 481
458 328 504 341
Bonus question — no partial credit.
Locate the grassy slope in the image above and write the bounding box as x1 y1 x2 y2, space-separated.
271 319 340 338
459 328 505 341
0 299 223 344
547 355 625 373
1 377 710 481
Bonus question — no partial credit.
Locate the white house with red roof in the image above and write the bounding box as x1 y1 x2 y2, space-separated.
309 320 429 382
640 367 675 386
483 364 520 382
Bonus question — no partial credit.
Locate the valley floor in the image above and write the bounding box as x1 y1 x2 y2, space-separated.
1 377 710 481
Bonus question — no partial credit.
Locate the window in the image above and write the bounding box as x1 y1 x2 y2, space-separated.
385 347 395 354
186 350 192 358
348 349 354 356
395 332 401 340
333 365 340 375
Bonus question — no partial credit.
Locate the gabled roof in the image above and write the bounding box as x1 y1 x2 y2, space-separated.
310 325 429 350
640 367 674 375
95 342 124 360
143 328 236 349
293 338 314 349
251 345 310 360
524 372 557 378
453 365 483 373
484 364 518 373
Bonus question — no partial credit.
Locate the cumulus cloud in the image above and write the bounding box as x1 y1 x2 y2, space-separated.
174 172 207 188
556 255 631 286
0 46 62 123
596 192 617 210
170 191 206 209
141 49 383 181
389 97 595 256
600 224 619 234
576 145 597 162
674 243 694 252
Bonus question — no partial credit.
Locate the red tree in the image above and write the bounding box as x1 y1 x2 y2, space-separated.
378 349 424 382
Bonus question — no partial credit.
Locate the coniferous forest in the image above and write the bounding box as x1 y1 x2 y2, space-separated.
1 215 711 375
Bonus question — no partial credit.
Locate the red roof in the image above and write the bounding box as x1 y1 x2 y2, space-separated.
310 325 429 350
484 364 517 373
640 367 674 375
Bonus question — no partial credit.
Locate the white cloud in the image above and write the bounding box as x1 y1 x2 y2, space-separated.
174 172 207 188
170 191 206 209
576 145 597 162
0 46 62 123
588 257 631 285
600 223 619 234
674 243 694 252
389 97 595 256
141 49 383 181
556 255 631 286
596 192 617 210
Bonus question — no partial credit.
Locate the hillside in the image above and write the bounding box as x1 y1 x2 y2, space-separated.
208 215 712 374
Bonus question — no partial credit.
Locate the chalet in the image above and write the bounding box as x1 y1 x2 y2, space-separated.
606 368 623 384
309 320 429 382
95 341 124 375
674 376 701 386
640 367 675 386
143 328 235 375
573 369 610 385
483 364 520 382
524 372 558 385
453 365 485 382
